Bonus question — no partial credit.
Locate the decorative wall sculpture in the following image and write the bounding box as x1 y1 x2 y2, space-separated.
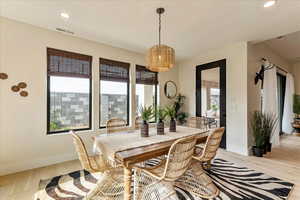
0 73 8 80
18 82 27 89
11 85 20 92
20 91 28 97
11 82 29 97
1 72 29 97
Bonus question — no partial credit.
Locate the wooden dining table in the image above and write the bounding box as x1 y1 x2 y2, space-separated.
93 126 209 200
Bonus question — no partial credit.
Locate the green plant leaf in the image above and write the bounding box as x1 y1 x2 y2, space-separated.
293 94 300 115
139 105 154 122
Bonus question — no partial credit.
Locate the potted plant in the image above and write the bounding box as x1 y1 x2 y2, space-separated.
156 107 167 135
176 112 189 125
139 105 154 137
262 113 277 152
293 94 300 119
174 94 188 125
250 111 265 157
165 105 177 132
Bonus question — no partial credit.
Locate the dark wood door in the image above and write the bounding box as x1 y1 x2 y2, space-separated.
196 59 226 149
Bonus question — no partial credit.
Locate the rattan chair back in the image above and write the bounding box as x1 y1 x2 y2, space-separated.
187 117 208 130
106 118 127 134
196 127 225 162
71 131 94 171
135 116 142 130
163 136 197 181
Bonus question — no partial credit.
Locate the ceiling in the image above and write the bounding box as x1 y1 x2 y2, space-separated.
1 0 300 61
264 31 300 63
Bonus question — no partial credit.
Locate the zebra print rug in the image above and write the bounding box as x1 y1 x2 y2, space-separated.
35 159 294 200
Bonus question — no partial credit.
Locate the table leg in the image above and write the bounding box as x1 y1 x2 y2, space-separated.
124 166 132 200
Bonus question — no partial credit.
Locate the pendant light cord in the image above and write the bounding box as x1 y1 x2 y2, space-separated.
158 12 161 46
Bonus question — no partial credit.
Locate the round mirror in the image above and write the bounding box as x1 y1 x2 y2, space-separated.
164 80 177 99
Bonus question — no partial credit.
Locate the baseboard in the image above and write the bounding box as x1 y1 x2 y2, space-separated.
0 153 77 176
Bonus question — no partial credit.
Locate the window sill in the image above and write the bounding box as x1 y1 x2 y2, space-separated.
47 129 96 136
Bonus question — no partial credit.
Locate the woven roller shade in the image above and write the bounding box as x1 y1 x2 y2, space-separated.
136 65 158 85
100 58 130 83
47 48 92 78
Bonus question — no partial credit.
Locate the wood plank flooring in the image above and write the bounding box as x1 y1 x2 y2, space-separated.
0 135 299 200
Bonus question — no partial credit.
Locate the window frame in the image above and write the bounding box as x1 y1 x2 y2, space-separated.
135 65 158 123
99 58 130 128
46 48 93 135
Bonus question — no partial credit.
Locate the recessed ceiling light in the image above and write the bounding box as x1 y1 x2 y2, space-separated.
60 12 70 19
264 0 276 8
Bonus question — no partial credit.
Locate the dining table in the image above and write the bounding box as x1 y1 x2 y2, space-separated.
93 126 209 200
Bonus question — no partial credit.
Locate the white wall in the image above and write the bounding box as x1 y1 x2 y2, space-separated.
0 17 179 175
177 42 249 156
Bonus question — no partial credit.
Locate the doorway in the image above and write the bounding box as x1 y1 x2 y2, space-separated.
277 73 286 135
196 59 226 149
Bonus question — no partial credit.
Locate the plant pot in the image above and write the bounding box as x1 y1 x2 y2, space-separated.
169 118 176 132
157 120 164 135
252 146 264 157
266 142 272 152
265 136 272 152
263 145 267 154
141 121 149 137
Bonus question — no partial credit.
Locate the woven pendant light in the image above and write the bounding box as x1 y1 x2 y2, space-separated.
146 8 175 72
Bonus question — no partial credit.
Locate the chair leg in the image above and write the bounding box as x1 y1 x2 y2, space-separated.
144 181 178 200
202 160 212 170
175 160 219 199
134 169 179 200
206 160 212 170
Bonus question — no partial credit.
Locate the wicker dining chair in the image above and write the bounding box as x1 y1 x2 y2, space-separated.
133 136 197 200
175 127 225 199
135 116 142 130
71 131 109 173
106 118 127 134
84 168 125 200
187 116 208 130
193 127 225 169
71 131 125 200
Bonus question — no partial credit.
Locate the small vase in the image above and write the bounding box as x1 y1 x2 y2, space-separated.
141 121 149 137
169 118 176 132
157 120 164 135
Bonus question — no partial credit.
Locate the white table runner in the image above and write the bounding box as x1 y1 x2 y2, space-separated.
93 126 208 163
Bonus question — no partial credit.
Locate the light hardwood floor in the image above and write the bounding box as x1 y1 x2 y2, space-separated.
0 135 299 200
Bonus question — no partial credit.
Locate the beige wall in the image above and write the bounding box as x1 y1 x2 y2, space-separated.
177 42 249 156
0 17 178 175
247 42 292 146
292 62 300 95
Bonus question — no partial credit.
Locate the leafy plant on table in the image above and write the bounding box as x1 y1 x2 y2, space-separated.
139 105 154 122
156 107 167 122
165 105 176 120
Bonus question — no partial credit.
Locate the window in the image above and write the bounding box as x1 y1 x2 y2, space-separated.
100 58 130 127
136 65 158 122
47 48 92 134
210 88 220 110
